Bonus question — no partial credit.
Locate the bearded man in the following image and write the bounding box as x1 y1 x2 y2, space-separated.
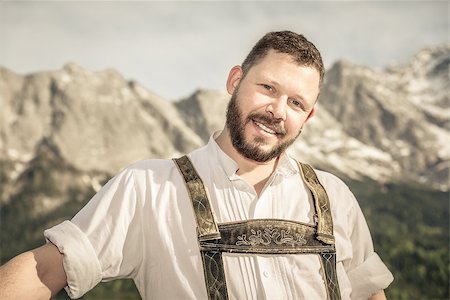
0 31 393 300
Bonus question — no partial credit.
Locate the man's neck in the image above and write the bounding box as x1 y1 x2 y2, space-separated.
215 129 280 196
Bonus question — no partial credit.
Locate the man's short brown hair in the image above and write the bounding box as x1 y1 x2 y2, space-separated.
242 31 324 84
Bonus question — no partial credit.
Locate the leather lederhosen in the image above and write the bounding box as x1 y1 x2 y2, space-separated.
173 155 341 300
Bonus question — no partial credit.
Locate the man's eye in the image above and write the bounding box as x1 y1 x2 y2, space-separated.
290 99 304 110
262 84 272 91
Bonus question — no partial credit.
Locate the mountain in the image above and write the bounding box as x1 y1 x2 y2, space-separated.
0 45 448 212
175 89 229 141
0 63 203 175
319 45 449 188
177 91 399 182
176 45 450 189
0 44 448 300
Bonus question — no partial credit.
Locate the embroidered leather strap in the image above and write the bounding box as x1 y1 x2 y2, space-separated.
298 162 335 245
202 250 228 300
173 156 228 299
201 219 334 254
298 162 341 299
320 252 341 300
173 155 220 241
174 156 341 300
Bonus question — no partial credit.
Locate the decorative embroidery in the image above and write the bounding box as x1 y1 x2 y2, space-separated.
175 155 341 300
321 253 341 300
236 225 307 246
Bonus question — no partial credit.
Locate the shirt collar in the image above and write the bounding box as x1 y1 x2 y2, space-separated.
206 131 299 180
276 150 300 177
208 131 239 179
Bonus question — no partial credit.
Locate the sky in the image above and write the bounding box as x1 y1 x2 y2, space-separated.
0 1 448 100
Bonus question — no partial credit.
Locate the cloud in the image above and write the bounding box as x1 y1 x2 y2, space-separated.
1 1 448 100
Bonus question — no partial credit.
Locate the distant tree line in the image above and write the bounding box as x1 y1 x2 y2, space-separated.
1 163 448 299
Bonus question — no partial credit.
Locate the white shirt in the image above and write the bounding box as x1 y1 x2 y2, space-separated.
44 133 393 300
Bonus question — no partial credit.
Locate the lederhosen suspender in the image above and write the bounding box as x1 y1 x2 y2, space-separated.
173 155 341 300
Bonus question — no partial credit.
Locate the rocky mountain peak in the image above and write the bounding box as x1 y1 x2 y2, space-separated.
408 44 450 77
0 63 203 174
1 44 448 195
318 45 449 189
176 89 229 141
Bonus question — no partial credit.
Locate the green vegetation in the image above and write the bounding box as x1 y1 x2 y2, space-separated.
349 180 449 300
1 168 448 299
53 279 139 300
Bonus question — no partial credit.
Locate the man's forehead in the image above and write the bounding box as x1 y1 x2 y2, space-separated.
250 50 318 75
256 49 296 65
250 54 319 79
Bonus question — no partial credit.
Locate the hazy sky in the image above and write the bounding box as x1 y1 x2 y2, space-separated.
1 1 448 100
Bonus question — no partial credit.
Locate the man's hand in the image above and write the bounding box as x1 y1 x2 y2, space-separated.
369 290 387 300
0 243 67 300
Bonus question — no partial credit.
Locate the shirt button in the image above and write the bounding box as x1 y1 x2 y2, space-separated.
263 270 270 278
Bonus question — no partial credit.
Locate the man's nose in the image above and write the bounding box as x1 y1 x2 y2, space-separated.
266 96 287 121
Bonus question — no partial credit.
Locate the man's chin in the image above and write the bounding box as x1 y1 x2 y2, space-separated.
231 127 292 163
238 143 283 163
247 130 281 146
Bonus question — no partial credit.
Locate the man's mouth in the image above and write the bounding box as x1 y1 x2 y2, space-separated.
254 120 277 135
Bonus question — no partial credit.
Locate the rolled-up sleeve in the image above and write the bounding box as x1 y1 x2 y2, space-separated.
43 166 144 299
345 190 394 299
348 252 393 299
44 221 102 299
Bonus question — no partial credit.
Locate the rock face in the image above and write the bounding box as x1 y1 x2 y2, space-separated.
176 89 229 142
0 63 203 175
318 44 449 188
174 45 450 189
0 44 448 216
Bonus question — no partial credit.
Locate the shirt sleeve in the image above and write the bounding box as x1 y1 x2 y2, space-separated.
343 187 394 300
44 167 144 299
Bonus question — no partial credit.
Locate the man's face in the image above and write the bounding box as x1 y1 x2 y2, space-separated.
225 50 320 163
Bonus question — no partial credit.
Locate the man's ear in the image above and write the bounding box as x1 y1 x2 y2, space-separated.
305 107 315 123
226 66 243 95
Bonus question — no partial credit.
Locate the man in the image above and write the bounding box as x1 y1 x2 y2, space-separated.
0 31 393 300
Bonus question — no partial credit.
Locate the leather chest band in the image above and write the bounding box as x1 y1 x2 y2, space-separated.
173 155 220 240
173 155 341 300
298 162 335 244
201 219 335 254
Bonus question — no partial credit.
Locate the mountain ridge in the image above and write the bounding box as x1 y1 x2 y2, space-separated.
1 45 449 300
0 44 448 208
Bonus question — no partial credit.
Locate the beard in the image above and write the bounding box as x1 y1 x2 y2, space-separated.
225 91 302 163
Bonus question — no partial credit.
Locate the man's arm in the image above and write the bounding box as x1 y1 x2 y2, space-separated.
0 243 67 300
369 290 387 300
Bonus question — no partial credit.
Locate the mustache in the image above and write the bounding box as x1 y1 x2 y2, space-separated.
248 113 286 135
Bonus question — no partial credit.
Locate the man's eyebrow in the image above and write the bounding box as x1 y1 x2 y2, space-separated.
261 76 310 104
294 93 306 102
269 80 306 101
